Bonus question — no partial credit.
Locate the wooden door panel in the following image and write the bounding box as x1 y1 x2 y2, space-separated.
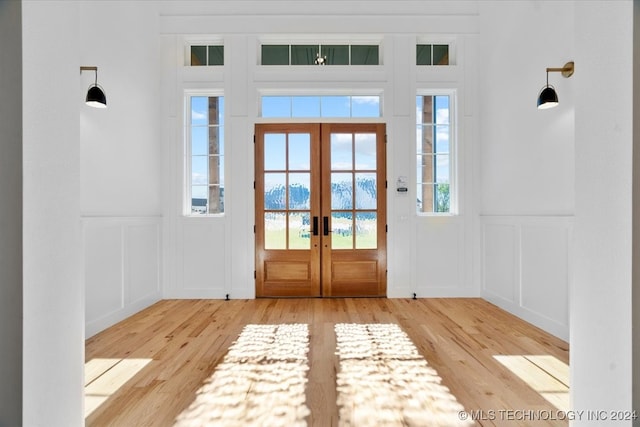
259 249 319 297
320 123 387 297
265 261 311 281
332 260 377 281
324 251 385 297
255 124 321 297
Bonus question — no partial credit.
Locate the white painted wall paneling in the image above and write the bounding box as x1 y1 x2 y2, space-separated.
84 217 162 338
481 216 572 341
162 28 478 299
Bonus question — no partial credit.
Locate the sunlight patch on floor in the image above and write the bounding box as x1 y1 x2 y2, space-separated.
84 357 152 418
334 323 473 427
493 355 570 412
174 323 310 427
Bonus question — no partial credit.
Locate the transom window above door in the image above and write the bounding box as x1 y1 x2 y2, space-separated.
261 95 381 118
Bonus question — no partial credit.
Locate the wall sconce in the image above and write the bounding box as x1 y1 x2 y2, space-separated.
80 66 107 108
537 61 574 110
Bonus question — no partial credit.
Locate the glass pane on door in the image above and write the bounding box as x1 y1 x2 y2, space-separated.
355 133 376 170
332 213 353 250
289 212 311 249
263 132 312 251
331 173 353 210
355 173 376 209
355 212 377 249
265 212 286 249
331 134 353 170
329 131 378 251
264 134 286 170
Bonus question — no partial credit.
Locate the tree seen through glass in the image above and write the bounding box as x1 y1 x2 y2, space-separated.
190 96 224 214
416 95 451 213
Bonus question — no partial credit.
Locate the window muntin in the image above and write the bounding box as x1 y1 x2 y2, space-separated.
190 45 224 66
416 94 453 214
261 95 381 118
416 44 449 66
260 44 380 65
188 95 225 215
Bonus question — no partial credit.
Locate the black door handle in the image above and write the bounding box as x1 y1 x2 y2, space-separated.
312 216 319 236
323 216 329 236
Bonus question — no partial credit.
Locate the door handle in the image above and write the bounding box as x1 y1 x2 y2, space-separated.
323 216 329 236
312 216 319 236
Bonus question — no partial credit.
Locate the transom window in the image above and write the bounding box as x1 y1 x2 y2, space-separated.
416 93 454 214
261 95 381 118
261 44 379 66
187 95 225 215
416 44 449 66
190 45 224 66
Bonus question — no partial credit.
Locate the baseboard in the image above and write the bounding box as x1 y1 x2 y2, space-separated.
482 291 569 342
85 292 161 338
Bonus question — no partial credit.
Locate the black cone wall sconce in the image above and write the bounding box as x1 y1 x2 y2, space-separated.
80 66 107 108
537 61 574 110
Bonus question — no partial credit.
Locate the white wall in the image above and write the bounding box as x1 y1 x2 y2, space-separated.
477 1 575 340
79 1 163 336
479 2 575 216
0 1 23 424
22 1 84 425
159 0 480 300
573 1 634 422
634 0 640 416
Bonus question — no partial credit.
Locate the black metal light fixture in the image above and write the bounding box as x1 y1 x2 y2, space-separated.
80 66 107 108
315 52 326 65
537 61 574 110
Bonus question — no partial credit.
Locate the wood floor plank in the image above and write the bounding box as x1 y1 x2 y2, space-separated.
85 298 569 427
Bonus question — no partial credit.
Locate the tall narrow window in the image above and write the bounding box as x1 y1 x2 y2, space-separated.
188 95 225 215
416 94 453 214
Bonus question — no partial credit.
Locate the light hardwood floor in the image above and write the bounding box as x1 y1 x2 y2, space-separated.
85 298 569 426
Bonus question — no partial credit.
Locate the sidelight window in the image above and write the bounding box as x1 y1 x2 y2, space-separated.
187 95 225 215
416 93 455 214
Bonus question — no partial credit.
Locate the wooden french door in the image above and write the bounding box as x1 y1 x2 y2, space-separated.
255 123 387 297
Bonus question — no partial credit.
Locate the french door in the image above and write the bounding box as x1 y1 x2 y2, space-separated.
255 123 387 297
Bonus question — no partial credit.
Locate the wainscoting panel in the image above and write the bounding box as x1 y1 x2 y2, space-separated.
175 219 227 296
83 217 162 337
482 224 517 303
84 224 123 324
520 225 570 329
481 216 572 341
415 220 464 290
127 223 162 304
